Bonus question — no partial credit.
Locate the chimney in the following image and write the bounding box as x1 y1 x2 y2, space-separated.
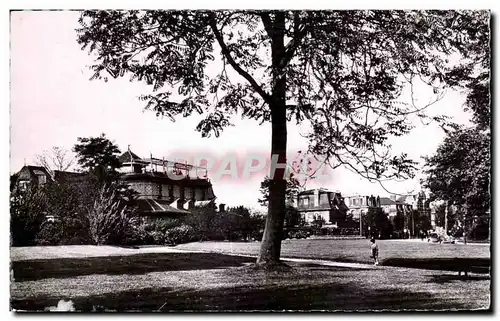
314 189 319 207
219 203 226 212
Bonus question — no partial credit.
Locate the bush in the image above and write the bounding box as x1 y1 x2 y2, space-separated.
164 224 197 245
10 188 46 246
35 222 64 246
284 227 311 239
149 230 166 244
249 229 264 241
87 184 138 245
119 221 149 246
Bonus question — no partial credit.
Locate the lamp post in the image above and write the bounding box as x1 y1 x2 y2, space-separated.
444 200 448 236
359 211 362 237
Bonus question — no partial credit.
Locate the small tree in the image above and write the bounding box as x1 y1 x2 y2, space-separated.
227 206 252 240
423 127 490 243
73 133 121 184
183 205 218 240
284 205 303 228
258 175 301 207
36 146 75 172
366 207 393 239
87 183 138 245
10 186 46 246
36 177 95 245
393 208 405 235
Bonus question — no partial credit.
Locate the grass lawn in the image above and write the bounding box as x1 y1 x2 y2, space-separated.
11 251 491 312
10 239 491 311
173 239 490 265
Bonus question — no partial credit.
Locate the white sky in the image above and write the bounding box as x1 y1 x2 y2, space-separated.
10 10 476 209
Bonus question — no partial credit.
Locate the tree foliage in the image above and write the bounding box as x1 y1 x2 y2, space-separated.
10 186 46 246
77 10 487 180
258 175 301 206
36 146 75 172
284 205 304 228
441 12 490 130
76 10 488 263
87 183 138 245
365 207 393 239
423 127 490 239
73 133 122 183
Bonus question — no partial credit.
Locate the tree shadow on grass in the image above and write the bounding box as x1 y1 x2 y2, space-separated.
12 253 256 282
383 258 490 274
11 281 474 312
294 263 369 273
427 274 491 284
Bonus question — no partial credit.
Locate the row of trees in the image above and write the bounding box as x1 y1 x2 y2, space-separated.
358 207 432 240
421 11 490 242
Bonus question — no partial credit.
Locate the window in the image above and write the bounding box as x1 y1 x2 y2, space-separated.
320 194 329 205
38 175 46 185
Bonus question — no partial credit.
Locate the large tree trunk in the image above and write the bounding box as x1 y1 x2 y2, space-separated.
257 12 288 266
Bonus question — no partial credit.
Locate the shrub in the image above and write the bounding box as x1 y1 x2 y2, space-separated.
164 224 197 245
121 221 152 245
284 227 311 239
87 184 138 245
10 188 46 246
35 222 64 246
149 230 166 244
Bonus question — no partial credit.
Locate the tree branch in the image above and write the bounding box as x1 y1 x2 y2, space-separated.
208 13 273 105
258 12 274 38
281 12 307 68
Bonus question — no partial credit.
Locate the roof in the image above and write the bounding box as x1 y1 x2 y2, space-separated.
396 195 417 204
379 197 396 206
121 172 214 188
16 165 53 181
194 200 215 207
299 188 333 196
134 198 191 216
119 150 144 164
53 170 87 181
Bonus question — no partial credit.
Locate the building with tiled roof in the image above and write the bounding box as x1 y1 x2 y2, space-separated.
116 148 217 220
343 195 381 220
292 188 349 226
13 165 54 191
13 147 218 221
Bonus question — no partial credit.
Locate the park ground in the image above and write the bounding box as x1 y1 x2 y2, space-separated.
10 239 491 312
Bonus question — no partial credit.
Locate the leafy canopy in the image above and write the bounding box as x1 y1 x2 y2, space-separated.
76 10 488 183
423 127 490 218
73 133 122 182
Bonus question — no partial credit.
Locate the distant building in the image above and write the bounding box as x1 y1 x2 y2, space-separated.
380 197 397 216
344 195 380 220
117 149 217 220
293 188 349 226
12 165 86 192
12 148 218 221
13 165 52 191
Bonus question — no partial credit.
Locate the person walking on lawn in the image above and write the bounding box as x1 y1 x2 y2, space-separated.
370 238 379 266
